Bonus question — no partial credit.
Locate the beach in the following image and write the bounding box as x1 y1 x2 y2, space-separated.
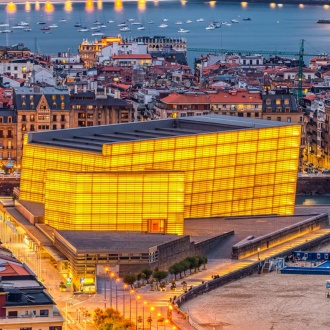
182 246 330 330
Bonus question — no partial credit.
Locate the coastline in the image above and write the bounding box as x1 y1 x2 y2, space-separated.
1 0 330 5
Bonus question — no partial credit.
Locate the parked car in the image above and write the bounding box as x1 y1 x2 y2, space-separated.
13 171 21 177
0 170 6 175
323 169 330 174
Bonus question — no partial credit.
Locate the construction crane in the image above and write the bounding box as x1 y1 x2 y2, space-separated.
187 40 327 104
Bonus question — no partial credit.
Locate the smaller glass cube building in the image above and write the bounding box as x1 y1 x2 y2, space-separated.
19 115 301 235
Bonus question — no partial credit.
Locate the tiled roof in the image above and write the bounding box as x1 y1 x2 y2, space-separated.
208 91 262 103
111 54 152 59
0 262 31 276
161 93 210 104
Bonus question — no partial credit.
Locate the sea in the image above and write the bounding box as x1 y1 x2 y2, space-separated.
1 1 330 67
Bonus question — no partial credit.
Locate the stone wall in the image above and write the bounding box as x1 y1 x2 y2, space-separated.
297 175 330 195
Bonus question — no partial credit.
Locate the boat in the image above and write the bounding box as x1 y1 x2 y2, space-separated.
118 22 128 27
128 18 135 22
231 19 239 23
93 21 102 25
148 20 155 24
24 28 32 32
108 20 114 23
317 19 330 24
243 17 252 21
178 28 190 33
12 26 25 29
17 21 29 26
90 26 101 30
159 23 168 28
206 23 215 30
175 21 183 25
0 30 13 33
78 27 89 32
186 20 193 24
223 22 232 26
100 25 107 28
59 19 67 22
92 32 104 36
0 23 9 27
162 18 169 22
131 22 142 25
37 21 46 25
137 26 145 30
40 27 50 31
49 24 58 28
197 18 205 22
74 22 82 27
119 26 131 32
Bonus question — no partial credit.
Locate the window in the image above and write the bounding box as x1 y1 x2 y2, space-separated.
266 99 271 105
49 327 63 330
8 311 18 317
255 112 259 118
277 117 281 121
53 115 57 122
20 328 32 330
284 99 290 105
30 115 35 121
8 130 12 138
61 115 65 121
22 115 27 122
247 112 251 117
275 99 281 105
8 117 12 123
287 117 291 123
40 309 49 317
30 124 35 131
285 107 290 113
53 125 57 130
266 107 272 113
61 124 65 129
267 117 271 120
22 124 26 131
0 117 3 124
8 152 11 159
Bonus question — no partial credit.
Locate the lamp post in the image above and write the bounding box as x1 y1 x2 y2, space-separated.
110 272 114 308
164 319 169 330
104 268 108 309
143 301 147 330
257 247 260 261
156 312 161 330
135 295 140 328
129 289 134 320
150 306 154 330
115 278 120 311
123 284 127 318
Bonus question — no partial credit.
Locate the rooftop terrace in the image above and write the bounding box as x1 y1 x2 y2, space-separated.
27 115 295 153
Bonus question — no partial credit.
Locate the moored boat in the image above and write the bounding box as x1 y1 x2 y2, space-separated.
178 28 190 33
317 19 330 24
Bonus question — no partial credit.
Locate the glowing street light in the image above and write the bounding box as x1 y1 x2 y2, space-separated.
115 278 120 310
109 272 115 308
123 284 127 318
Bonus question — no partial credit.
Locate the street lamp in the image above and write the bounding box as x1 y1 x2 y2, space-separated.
143 301 147 330
164 319 169 330
104 267 108 309
110 272 115 308
136 294 140 328
156 312 161 330
123 284 127 318
150 306 155 330
129 289 134 320
115 278 120 311
257 247 260 261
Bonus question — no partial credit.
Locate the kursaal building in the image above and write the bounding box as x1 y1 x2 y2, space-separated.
19 114 301 235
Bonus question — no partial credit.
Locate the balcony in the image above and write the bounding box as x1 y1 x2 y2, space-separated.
0 315 64 324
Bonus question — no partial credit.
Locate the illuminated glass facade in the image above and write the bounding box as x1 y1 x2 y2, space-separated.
19 116 301 233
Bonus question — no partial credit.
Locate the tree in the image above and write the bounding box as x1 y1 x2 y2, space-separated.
123 273 136 289
185 256 198 275
200 256 208 270
168 264 181 281
93 307 135 330
153 270 168 284
180 260 190 277
141 268 153 283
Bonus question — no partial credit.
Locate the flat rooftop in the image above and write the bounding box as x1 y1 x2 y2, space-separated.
55 231 186 254
26 115 295 153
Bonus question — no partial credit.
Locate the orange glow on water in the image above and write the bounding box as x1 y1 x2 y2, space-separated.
25 1 31 12
299 4 304 8
35 1 40 11
209 1 216 8
97 0 103 10
181 0 187 6
64 1 72 12
85 0 94 12
270 3 276 8
44 1 54 12
6 2 16 13
138 0 146 11
241 2 248 8
153 0 159 6
324 4 330 9
114 0 123 12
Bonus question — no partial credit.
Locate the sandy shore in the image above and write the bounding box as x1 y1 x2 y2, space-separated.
182 244 330 330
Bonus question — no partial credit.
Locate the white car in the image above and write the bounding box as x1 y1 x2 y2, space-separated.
13 171 21 177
